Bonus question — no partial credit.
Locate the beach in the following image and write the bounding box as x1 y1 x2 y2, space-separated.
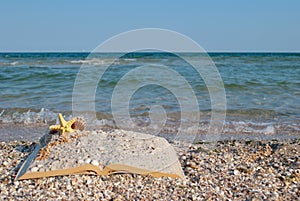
0 131 299 200
0 52 299 199
1 0 300 199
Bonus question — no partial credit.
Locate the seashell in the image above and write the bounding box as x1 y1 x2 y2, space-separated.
71 117 86 131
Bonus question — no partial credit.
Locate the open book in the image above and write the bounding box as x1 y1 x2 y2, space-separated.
16 129 184 180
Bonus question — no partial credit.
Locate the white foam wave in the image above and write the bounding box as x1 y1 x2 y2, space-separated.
10 61 19 65
69 58 120 66
0 61 19 67
123 58 137 61
0 108 298 136
0 108 58 125
223 121 276 135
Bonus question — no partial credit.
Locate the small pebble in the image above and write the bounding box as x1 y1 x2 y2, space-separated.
30 167 39 172
77 159 84 164
86 179 92 185
84 158 91 164
233 169 240 175
3 161 10 166
91 160 99 166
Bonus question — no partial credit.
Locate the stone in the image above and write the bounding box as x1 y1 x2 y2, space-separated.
30 167 39 172
3 161 9 166
84 158 91 164
91 160 99 166
233 169 240 175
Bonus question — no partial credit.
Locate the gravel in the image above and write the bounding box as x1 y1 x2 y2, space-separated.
0 131 299 200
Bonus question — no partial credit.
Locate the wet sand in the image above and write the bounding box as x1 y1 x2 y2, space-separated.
1 122 300 143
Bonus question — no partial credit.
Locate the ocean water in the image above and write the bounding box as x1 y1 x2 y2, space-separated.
0 52 299 141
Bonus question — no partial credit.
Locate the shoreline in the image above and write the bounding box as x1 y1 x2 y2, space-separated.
1 122 300 143
0 132 299 200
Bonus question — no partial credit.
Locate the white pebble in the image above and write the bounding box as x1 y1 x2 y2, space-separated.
3 161 9 166
91 160 99 166
233 169 240 175
98 164 104 171
86 179 92 185
272 192 279 199
77 159 84 164
85 158 91 164
31 167 39 172
98 146 105 151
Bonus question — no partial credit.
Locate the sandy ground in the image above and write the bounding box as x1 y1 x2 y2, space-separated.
0 131 299 200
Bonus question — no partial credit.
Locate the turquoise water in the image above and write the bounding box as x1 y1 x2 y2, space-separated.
0 52 299 140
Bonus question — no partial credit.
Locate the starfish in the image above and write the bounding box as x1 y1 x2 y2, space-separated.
49 113 77 136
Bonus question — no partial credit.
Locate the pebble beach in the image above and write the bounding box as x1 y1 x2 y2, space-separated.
0 130 299 200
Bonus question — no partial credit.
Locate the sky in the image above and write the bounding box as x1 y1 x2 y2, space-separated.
0 0 299 52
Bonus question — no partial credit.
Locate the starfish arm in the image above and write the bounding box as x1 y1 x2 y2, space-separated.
49 125 61 130
58 113 67 127
66 117 77 128
60 129 66 136
62 117 76 133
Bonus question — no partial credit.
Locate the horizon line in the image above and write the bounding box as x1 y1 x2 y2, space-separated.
0 51 300 53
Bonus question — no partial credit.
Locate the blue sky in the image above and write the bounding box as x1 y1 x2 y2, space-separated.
0 0 299 52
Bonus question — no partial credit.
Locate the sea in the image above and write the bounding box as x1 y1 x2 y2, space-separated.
0 52 299 142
